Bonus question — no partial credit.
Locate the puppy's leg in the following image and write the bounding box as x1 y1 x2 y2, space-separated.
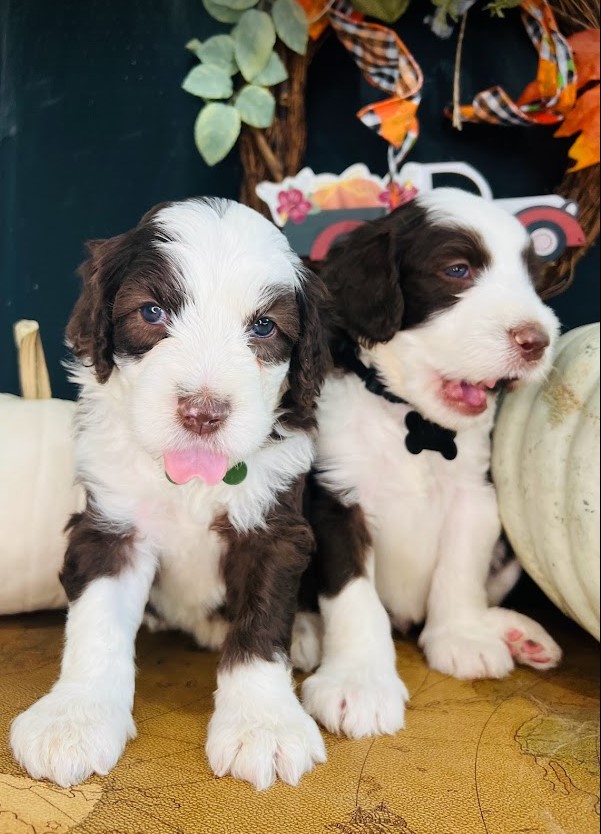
290 611 323 673
10 508 155 787
419 485 517 679
301 486 408 738
206 491 326 791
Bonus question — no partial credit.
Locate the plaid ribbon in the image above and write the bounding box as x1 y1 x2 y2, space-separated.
301 0 577 171
328 0 423 165
454 0 577 127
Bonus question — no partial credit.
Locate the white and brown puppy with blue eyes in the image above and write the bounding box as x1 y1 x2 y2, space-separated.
10 198 329 790
298 188 563 740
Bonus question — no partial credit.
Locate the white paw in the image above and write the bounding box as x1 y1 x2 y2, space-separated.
302 663 408 738
206 660 326 790
419 624 514 680
290 612 322 673
10 684 135 787
487 608 562 671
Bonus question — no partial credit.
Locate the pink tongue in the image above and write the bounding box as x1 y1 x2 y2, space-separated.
163 449 229 486
443 379 487 408
460 381 487 408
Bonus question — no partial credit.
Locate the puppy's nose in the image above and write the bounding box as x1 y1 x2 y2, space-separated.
510 323 550 362
177 395 230 436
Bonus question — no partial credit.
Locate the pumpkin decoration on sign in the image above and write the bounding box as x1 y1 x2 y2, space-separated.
492 324 600 641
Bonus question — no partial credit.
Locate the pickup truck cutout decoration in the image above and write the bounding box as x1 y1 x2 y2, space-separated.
256 162 586 263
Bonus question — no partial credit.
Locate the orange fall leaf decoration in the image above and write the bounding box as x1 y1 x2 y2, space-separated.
296 0 331 39
555 29 600 172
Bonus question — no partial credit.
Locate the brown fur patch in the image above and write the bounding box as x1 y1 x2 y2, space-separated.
321 200 493 346
66 212 182 382
393 222 491 329
248 291 300 365
278 270 331 433
112 276 179 357
60 503 136 601
321 219 406 347
523 242 546 295
305 476 372 598
214 477 314 668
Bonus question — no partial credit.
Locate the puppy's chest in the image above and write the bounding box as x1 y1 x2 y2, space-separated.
316 376 491 526
140 488 228 621
318 382 464 505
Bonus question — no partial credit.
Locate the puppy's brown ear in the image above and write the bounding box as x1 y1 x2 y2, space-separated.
66 232 131 383
281 268 331 431
321 218 404 345
322 200 431 344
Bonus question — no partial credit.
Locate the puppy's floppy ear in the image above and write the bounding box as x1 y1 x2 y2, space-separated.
321 218 403 345
321 200 427 345
67 204 170 383
281 268 331 431
66 232 132 383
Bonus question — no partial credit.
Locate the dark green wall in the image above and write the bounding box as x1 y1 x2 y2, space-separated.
1 0 598 400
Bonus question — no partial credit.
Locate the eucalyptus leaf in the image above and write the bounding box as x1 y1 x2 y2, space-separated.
211 0 258 10
252 51 288 85
202 0 243 24
194 103 241 165
197 35 237 75
233 10 275 82
182 64 233 99
235 85 276 128
272 0 308 56
185 38 202 54
350 0 410 23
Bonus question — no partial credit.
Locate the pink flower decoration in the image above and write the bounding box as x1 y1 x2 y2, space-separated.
277 188 312 224
379 183 419 209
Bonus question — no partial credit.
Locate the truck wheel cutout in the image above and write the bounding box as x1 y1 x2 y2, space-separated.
310 220 366 261
526 220 567 261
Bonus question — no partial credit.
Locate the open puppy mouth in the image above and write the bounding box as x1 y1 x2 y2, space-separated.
440 377 517 416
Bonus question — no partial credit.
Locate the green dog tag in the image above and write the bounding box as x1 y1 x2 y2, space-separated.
223 462 248 486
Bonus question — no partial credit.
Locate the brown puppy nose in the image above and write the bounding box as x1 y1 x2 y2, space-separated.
177 395 230 436
510 323 550 362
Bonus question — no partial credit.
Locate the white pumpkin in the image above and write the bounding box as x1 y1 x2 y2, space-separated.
492 323 600 641
0 394 84 614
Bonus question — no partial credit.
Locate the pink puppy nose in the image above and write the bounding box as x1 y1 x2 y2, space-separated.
177 395 231 436
510 323 550 362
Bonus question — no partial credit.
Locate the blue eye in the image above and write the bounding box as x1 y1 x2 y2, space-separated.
140 303 167 324
252 317 276 338
444 264 471 279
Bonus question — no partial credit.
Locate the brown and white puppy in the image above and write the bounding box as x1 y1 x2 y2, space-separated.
296 188 562 740
10 198 329 790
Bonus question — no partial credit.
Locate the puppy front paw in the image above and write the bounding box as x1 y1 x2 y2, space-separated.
10 685 135 787
301 662 408 738
419 625 514 680
206 660 326 790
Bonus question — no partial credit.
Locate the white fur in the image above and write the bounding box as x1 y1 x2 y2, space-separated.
302 575 408 737
206 658 326 790
11 200 321 788
290 611 323 673
10 563 154 786
310 191 562 706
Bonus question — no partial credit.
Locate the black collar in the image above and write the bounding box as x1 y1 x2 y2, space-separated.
336 340 408 405
336 341 458 461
